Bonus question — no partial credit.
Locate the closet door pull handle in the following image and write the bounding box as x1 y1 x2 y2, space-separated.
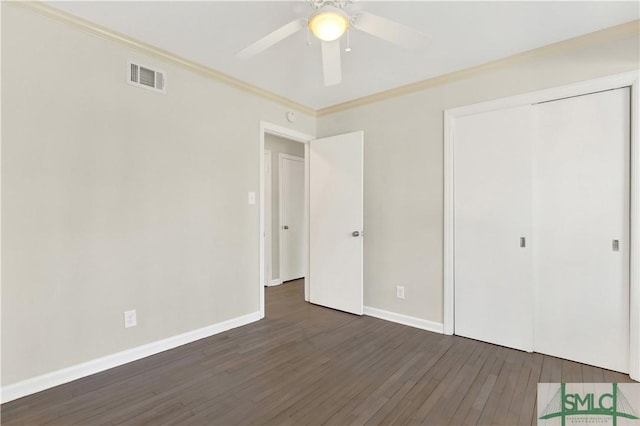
520 237 526 248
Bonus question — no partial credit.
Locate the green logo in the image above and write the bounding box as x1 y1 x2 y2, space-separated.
539 383 638 426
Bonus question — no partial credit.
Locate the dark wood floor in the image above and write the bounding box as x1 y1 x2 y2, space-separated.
2 280 634 425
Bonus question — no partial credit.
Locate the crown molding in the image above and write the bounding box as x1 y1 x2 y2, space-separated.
10 1 317 117
317 19 640 117
8 2 639 119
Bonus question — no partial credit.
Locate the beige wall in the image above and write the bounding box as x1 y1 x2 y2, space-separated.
264 134 304 281
317 32 639 325
1 3 314 386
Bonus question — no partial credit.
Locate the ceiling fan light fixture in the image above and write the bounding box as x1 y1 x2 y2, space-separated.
308 7 349 42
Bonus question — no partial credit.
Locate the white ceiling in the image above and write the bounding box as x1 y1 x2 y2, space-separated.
47 1 639 110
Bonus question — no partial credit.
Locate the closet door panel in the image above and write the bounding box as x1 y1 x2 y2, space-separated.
533 88 630 372
454 105 533 352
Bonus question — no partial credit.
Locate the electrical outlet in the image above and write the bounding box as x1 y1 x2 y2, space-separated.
396 286 405 299
124 309 137 328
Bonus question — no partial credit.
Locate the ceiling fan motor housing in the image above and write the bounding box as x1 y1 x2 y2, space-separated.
311 0 350 11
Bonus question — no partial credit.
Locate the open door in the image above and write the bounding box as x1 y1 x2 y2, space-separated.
309 131 364 315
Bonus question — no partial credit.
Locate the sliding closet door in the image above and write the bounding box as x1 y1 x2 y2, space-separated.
454 105 533 352
533 88 630 373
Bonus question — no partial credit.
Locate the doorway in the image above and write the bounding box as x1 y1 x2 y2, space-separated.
259 122 365 319
264 136 305 285
259 122 313 318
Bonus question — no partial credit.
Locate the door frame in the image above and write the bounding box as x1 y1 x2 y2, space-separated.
279 153 305 283
259 121 314 319
264 149 273 286
443 70 640 380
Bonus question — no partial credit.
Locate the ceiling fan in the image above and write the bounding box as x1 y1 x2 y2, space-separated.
236 0 429 86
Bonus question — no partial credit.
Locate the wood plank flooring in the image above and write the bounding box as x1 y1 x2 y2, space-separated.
2 279 634 425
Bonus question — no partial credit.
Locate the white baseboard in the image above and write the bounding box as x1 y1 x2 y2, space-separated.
1 311 261 404
364 306 444 334
267 279 283 286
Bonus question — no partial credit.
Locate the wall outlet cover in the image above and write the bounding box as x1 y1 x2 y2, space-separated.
124 309 137 328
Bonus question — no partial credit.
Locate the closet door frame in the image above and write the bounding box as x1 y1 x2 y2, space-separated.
443 70 640 381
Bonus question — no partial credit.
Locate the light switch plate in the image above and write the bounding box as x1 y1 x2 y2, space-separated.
248 192 256 205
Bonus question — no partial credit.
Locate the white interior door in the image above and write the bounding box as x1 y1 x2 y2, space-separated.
533 88 630 373
309 131 363 315
280 154 305 282
454 105 534 352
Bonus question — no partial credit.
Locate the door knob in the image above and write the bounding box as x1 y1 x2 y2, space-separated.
283 225 289 230
352 231 360 237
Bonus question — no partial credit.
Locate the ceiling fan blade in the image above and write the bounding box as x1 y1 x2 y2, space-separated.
321 39 342 86
237 18 306 59
352 11 428 51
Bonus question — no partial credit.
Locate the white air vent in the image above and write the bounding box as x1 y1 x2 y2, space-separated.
128 61 166 94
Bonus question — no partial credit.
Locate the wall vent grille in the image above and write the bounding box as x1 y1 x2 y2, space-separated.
128 61 166 94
